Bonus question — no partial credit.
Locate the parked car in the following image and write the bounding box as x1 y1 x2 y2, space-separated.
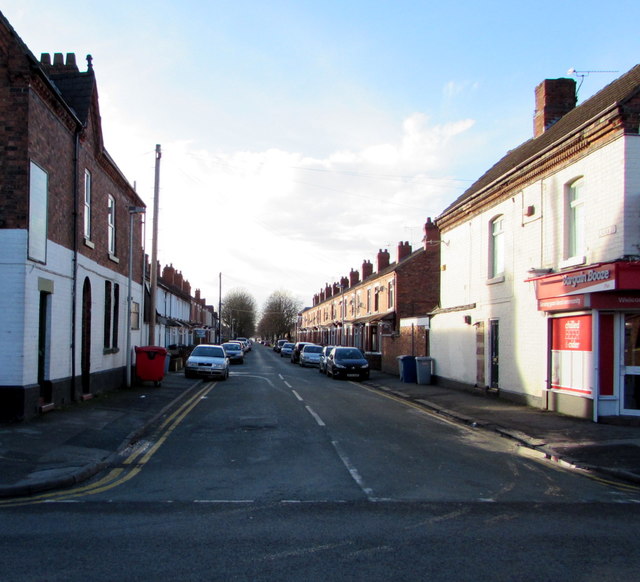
274 339 287 353
236 337 251 351
184 344 229 380
280 342 295 358
318 345 335 374
326 347 370 381
299 344 323 367
291 341 314 364
222 342 244 364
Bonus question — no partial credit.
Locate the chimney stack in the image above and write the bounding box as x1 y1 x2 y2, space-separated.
362 260 373 279
423 217 440 249
377 249 390 272
397 241 412 262
349 268 360 287
533 78 576 137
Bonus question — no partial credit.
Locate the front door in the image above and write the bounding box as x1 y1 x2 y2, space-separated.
489 319 499 389
38 291 52 404
81 278 92 395
622 313 640 414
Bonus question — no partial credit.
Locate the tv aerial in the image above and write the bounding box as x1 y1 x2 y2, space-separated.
567 68 618 93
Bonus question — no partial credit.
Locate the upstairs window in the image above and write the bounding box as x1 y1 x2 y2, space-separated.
567 178 585 259
489 216 504 279
107 195 116 255
388 281 395 309
28 161 48 263
84 170 92 240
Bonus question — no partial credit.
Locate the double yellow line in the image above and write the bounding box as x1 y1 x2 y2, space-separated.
0 382 216 507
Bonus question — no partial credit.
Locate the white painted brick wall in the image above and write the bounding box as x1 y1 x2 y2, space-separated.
433 135 637 401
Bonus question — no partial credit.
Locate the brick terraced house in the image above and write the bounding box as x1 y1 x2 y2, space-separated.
298 219 441 373
0 13 146 420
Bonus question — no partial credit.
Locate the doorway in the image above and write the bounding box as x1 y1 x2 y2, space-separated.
622 313 640 414
81 278 92 396
38 290 52 404
489 319 499 390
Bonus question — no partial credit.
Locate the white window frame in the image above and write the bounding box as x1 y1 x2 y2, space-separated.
567 178 585 260
28 161 48 263
489 215 505 280
84 170 92 240
107 194 116 255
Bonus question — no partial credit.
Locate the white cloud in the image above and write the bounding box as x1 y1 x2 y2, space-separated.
105 112 476 311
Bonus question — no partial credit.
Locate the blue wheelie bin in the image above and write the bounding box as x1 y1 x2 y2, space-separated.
397 355 417 383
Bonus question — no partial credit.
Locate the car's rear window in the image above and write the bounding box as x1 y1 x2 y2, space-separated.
304 346 323 353
192 346 225 358
223 343 241 351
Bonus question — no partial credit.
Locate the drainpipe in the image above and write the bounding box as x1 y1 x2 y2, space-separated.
71 129 80 396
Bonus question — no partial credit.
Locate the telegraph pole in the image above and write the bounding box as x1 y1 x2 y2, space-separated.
148 144 161 345
218 272 222 343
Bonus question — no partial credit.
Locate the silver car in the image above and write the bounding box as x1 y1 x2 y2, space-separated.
184 344 229 379
318 345 335 374
299 344 323 367
280 342 295 358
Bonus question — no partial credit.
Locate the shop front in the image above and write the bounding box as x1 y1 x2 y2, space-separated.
531 261 640 420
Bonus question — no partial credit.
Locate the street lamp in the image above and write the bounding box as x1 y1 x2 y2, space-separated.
126 206 146 388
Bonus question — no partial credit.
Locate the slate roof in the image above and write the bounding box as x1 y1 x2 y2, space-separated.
440 65 640 217
48 71 95 125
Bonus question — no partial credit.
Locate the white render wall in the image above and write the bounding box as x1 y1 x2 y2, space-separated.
431 135 634 401
0 230 28 385
0 229 145 388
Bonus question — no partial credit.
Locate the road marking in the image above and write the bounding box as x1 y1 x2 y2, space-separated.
0 382 217 506
305 405 325 426
331 440 374 501
292 390 303 401
284 381 292 388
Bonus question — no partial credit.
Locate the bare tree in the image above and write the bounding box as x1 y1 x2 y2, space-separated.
258 290 302 341
221 288 256 339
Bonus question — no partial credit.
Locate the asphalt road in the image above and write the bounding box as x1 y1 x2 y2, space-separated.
2 345 640 581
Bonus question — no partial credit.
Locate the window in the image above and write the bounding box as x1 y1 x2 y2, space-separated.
367 289 371 313
104 281 120 352
84 170 92 240
28 161 48 262
568 178 585 259
374 288 380 312
107 195 116 255
131 301 140 330
490 216 504 279
388 281 395 309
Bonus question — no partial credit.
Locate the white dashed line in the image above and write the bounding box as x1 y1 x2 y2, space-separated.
305 405 326 426
292 390 303 401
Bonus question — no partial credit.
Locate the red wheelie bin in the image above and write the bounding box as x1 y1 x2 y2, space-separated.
135 346 168 386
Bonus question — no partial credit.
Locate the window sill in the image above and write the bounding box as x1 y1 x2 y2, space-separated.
108 253 120 264
487 274 505 285
83 238 95 249
103 347 120 355
560 256 586 269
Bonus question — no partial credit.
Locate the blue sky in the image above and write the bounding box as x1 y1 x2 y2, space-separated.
4 1 640 313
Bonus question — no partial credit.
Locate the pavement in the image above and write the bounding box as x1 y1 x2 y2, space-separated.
1 362 640 499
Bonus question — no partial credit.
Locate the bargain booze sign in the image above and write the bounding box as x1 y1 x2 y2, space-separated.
531 262 640 311
550 315 593 396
